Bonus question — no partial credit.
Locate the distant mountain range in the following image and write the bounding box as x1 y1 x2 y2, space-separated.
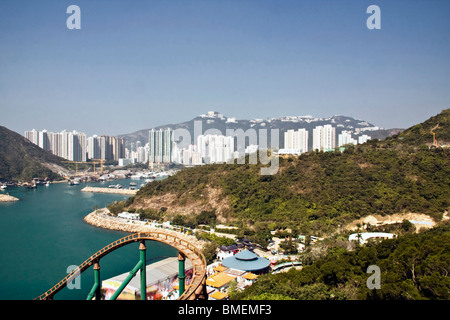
118 111 403 149
1 109 447 182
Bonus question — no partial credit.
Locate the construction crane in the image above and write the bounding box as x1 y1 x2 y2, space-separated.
432 132 438 148
91 159 106 175
89 160 105 175
62 161 85 176
62 160 106 177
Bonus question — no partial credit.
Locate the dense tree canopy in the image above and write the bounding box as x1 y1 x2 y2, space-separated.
0 126 67 181
118 110 450 300
133 145 449 235
132 110 450 236
232 222 450 300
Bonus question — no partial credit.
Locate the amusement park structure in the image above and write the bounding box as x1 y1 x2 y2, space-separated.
35 231 208 300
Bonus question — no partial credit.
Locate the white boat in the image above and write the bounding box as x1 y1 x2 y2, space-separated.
0 184 7 190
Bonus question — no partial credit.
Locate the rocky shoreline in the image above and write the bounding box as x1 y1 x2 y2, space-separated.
84 209 206 250
0 194 19 202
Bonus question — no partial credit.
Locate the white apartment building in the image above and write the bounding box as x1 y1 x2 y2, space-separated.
149 128 174 164
338 131 358 147
191 150 202 165
197 134 234 164
66 130 86 162
137 145 149 163
313 125 336 152
87 135 101 160
24 129 39 145
284 129 309 153
38 130 50 151
358 134 371 144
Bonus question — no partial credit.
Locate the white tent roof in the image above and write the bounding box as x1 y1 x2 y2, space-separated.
348 232 396 244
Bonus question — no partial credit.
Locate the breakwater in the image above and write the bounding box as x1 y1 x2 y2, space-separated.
0 194 19 202
84 209 206 250
81 186 137 196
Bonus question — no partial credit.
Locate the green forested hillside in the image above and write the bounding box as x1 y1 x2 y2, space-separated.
384 108 450 147
0 126 66 181
131 109 450 236
119 110 450 300
231 222 450 300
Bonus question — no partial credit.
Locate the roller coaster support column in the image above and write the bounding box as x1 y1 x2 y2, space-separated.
87 261 101 300
109 241 147 300
139 240 147 300
178 251 186 296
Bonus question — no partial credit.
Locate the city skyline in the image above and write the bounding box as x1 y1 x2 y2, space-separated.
24 121 375 167
1 1 449 137
24 128 125 162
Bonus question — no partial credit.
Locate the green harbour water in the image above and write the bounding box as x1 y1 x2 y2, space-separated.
0 179 177 300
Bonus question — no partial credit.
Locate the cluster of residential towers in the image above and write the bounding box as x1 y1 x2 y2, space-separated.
24 129 125 162
25 124 371 166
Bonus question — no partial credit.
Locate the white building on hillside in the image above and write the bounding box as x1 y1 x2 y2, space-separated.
313 125 335 151
284 129 308 153
338 131 358 147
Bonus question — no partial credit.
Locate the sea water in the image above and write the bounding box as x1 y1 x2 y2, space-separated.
0 179 177 300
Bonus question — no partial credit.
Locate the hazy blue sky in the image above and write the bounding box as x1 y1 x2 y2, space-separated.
1 0 449 136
